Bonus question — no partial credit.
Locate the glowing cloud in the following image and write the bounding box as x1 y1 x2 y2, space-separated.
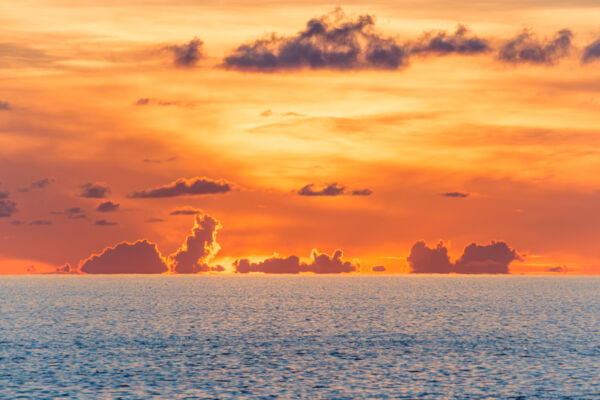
80 240 169 274
234 249 358 274
169 215 222 273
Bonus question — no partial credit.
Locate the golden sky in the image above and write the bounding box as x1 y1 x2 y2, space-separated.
1 0 599 274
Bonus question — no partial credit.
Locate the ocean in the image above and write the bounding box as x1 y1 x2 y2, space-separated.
0 275 598 399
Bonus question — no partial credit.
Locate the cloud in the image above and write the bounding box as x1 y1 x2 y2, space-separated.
30 220 52 225
97 201 120 212
234 249 358 274
260 109 273 117
442 191 470 198
167 38 203 67
407 241 454 273
498 29 573 65
130 177 231 198
135 98 194 107
298 183 373 197
54 263 72 274
224 8 409 71
11 220 23 225
80 182 110 198
582 39 600 63
408 241 520 274
79 240 169 274
169 215 221 273
454 242 520 274
142 156 177 164
0 191 8 199
52 207 86 219
145 218 165 223
409 25 490 56
95 219 117 226
298 183 345 196
0 100 11 111
30 178 54 189
372 265 386 272
170 207 202 216
547 265 568 273
0 200 17 217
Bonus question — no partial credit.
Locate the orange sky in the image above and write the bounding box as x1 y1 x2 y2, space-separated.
1 0 599 274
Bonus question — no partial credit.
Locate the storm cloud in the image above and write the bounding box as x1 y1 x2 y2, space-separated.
167 38 203 67
409 25 490 56
234 249 358 274
169 215 221 273
80 240 169 274
498 29 573 65
408 241 520 274
130 177 231 198
80 182 110 198
224 9 409 71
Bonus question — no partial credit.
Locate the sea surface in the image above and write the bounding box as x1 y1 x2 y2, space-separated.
0 275 598 399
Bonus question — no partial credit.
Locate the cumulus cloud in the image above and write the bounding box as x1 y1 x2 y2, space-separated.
298 183 345 196
97 201 120 212
80 240 169 274
0 199 17 217
582 39 600 63
408 241 520 274
0 100 11 110
80 182 110 198
498 29 573 65
407 241 453 274
169 215 221 273
130 177 231 198
95 219 117 226
224 8 409 71
409 25 490 56
170 207 202 216
442 191 470 198
372 265 386 272
234 249 358 274
167 38 203 67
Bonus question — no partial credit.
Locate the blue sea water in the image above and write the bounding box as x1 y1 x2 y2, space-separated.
0 275 598 399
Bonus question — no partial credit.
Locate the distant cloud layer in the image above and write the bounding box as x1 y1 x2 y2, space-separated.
298 183 372 196
80 240 169 274
224 9 409 71
234 249 358 274
409 25 490 56
130 177 231 198
408 241 520 274
169 215 222 273
498 29 573 65
80 182 110 198
167 38 203 67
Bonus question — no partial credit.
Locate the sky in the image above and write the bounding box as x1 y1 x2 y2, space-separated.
1 0 599 274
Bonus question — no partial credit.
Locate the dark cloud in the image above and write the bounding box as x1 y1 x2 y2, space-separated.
30 178 53 189
408 241 520 274
0 199 17 217
30 220 52 225
167 38 203 67
409 25 490 56
407 241 453 274
498 29 573 65
145 218 165 223
442 191 470 198
0 191 8 199
372 265 386 272
298 183 345 196
224 9 409 71
79 240 168 274
582 39 600 63
170 207 202 216
80 182 110 198
54 263 72 274
0 100 11 111
234 249 358 274
454 242 520 274
130 177 231 198
95 219 117 226
52 207 86 219
351 189 373 196
547 265 568 273
169 215 221 273
97 201 120 212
